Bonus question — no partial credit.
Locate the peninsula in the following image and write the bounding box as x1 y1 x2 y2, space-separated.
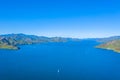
96 36 120 53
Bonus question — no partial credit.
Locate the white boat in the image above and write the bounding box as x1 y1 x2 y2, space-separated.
58 69 60 73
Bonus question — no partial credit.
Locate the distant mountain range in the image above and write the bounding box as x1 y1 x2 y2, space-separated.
96 36 120 43
0 33 80 50
0 33 120 52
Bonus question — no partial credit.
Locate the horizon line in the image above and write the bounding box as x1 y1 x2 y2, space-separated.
0 33 120 39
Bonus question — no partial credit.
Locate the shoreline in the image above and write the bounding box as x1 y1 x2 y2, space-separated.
96 46 120 53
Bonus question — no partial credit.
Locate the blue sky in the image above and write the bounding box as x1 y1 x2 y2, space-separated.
0 0 120 38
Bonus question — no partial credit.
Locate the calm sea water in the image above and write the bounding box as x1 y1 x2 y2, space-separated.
0 40 120 80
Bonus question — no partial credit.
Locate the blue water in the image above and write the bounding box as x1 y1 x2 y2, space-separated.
0 40 120 80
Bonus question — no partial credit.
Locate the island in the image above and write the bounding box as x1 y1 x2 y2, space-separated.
0 33 80 50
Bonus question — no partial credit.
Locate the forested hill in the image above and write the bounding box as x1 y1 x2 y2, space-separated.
0 34 80 50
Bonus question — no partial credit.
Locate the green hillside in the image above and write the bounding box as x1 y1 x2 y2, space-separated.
96 40 120 53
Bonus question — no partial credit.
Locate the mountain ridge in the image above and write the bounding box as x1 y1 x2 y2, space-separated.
0 33 80 50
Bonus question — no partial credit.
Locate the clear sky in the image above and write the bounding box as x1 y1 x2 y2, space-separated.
0 0 120 38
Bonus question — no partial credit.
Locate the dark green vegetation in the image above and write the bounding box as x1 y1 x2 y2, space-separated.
96 36 120 53
0 34 80 50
